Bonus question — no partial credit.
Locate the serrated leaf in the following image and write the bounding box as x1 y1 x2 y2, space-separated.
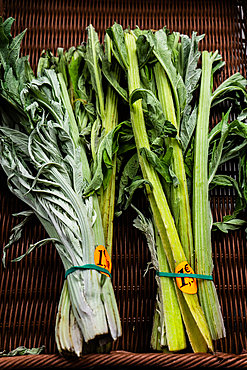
102 56 128 102
115 153 140 212
140 147 178 185
129 88 177 138
145 28 186 120
85 24 105 119
211 73 247 108
0 17 11 68
136 34 154 69
208 110 247 183
106 23 129 71
7 29 27 69
125 178 153 209
212 219 247 233
83 130 115 197
180 104 198 152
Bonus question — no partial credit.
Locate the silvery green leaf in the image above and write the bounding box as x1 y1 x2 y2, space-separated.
0 126 28 153
2 210 34 267
183 32 204 94
132 205 159 271
12 238 60 263
33 189 77 221
0 345 45 357
26 101 39 120
0 17 26 71
44 68 61 102
46 202 82 241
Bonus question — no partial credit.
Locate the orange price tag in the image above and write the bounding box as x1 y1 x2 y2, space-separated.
94 245 112 276
175 261 197 294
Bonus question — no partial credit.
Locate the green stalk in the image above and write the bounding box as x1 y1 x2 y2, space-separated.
125 31 213 352
193 50 225 340
150 199 210 352
154 62 194 267
99 68 119 255
132 206 186 351
155 224 187 351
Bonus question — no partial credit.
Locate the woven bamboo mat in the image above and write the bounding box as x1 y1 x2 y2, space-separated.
0 0 247 368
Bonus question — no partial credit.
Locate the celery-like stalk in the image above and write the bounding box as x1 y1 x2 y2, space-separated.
154 62 193 266
133 207 186 351
58 70 121 342
99 35 120 257
193 50 225 340
55 280 83 357
123 30 213 352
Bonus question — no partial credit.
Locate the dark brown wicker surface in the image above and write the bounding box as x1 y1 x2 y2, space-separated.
0 0 247 368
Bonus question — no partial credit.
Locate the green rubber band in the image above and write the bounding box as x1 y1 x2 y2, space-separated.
156 271 213 280
65 264 112 279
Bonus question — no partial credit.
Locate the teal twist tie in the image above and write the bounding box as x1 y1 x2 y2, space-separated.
156 271 213 280
65 264 112 279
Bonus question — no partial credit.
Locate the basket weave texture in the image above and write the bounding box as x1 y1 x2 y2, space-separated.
0 0 247 368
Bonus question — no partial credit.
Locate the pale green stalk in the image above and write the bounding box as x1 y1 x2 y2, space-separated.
193 50 225 340
55 280 83 357
125 31 213 352
58 72 105 242
154 62 193 267
55 71 121 348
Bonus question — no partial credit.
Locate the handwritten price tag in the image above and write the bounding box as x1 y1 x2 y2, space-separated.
175 261 197 294
94 245 112 276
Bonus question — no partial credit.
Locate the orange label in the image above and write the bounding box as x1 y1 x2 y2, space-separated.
94 245 112 276
175 261 197 294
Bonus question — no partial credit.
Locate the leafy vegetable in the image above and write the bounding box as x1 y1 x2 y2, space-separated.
107 24 213 352
0 18 121 356
193 50 247 340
